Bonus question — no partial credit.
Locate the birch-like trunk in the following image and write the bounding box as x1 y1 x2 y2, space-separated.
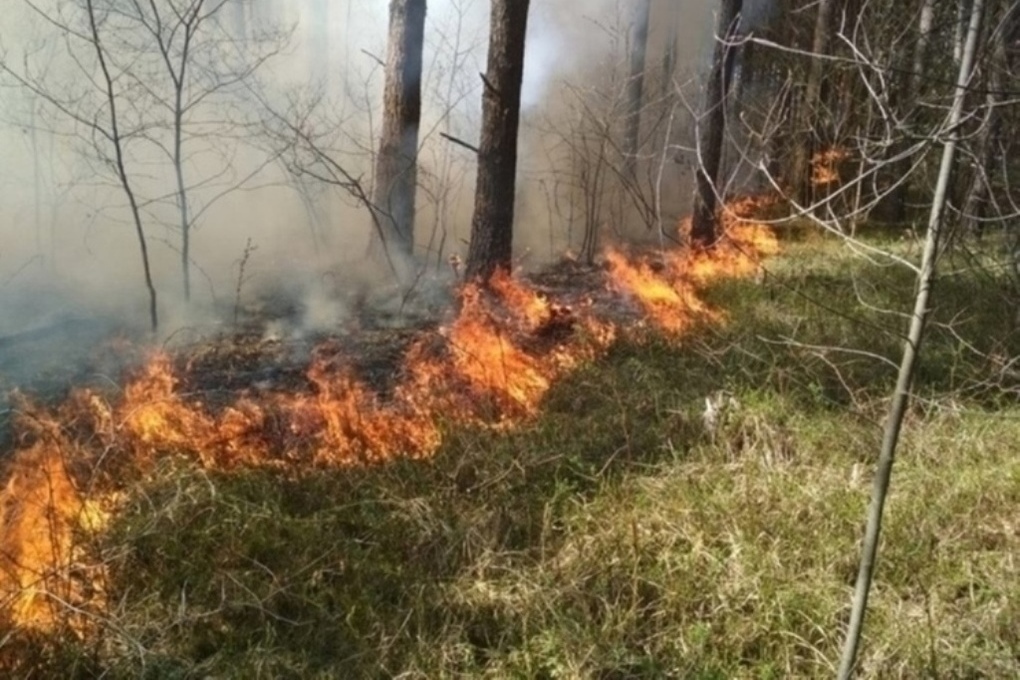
837 0 985 675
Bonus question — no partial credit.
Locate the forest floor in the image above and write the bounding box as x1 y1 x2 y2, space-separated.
3 226 1020 678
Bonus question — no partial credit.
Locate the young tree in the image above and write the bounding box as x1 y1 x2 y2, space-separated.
89 0 159 330
837 0 986 674
370 0 428 275
690 0 743 247
134 0 282 301
0 0 162 330
3 0 285 320
464 0 531 280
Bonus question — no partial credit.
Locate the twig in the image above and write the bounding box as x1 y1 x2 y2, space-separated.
233 238 257 330
440 132 480 154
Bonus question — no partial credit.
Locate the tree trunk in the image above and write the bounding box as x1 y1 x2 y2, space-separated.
788 0 834 206
876 0 935 223
690 0 743 247
837 0 985 675
962 82 999 237
963 3 1007 236
622 0 652 179
465 0 531 281
370 0 427 275
661 10 679 99
912 0 936 93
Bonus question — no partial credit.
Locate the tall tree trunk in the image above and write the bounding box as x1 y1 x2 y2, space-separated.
370 0 427 276
622 0 652 179
690 0 743 247
788 0 834 206
912 0 936 93
954 0 969 64
962 3 1006 236
877 0 936 223
837 0 985 675
661 10 679 99
465 0 531 281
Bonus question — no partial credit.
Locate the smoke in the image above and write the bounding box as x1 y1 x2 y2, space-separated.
0 0 717 377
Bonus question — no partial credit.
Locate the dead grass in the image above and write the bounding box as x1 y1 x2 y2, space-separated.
3 231 1019 678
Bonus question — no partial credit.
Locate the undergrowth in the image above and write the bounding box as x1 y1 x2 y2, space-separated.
3 234 1019 678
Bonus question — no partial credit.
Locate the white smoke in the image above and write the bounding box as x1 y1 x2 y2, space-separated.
0 0 714 342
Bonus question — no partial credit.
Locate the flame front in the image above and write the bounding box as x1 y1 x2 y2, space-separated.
811 147 849 186
0 203 777 631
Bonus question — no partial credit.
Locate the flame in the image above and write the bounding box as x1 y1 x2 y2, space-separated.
811 147 849 186
605 204 777 333
0 197 778 633
0 412 109 631
604 249 710 334
487 268 552 331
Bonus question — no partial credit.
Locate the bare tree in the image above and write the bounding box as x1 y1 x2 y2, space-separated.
2 0 287 322
369 0 428 276
100 0 281 302
90 0 159 331
1 0 162 330
133 0 283 301
465 0 531 280
837 0 985 674
690 0 743 247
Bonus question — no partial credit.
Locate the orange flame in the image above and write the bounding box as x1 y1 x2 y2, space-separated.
605 208 777 333
0 406 109 631
0 198 778 632
604 249 711 334
811 147 849 186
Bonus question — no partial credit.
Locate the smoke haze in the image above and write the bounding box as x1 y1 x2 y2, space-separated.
0 0 718 353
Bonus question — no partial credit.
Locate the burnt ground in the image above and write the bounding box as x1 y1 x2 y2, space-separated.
0 255 651 447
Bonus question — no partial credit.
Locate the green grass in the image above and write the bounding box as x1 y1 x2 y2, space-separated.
5 233 1020 678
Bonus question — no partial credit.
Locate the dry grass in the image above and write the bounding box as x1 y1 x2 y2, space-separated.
3 231 1019 678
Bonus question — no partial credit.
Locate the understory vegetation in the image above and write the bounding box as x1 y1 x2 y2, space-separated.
6 229 1020 678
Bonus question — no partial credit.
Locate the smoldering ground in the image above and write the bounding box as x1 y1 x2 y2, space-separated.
0 0 732 393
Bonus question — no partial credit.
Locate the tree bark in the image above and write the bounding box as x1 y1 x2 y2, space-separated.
370 0 427 273
837 0 985 675
875 0 936 224
788 0 834 206
912 0 936 94
690 0 743 247
465 0 531 281
963 3 1007 236
623 0 652 179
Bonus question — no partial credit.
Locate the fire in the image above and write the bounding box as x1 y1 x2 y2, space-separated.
604 248 710 334
487 268 552 331
288 357 440 464
687 222 779 283
425 281 552 416
0 197 778 633
0 407 109 631
811 147 849 186
604 204 777 333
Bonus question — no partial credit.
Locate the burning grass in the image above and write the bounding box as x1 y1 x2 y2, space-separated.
0 210 778 637
2 225 1019 676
